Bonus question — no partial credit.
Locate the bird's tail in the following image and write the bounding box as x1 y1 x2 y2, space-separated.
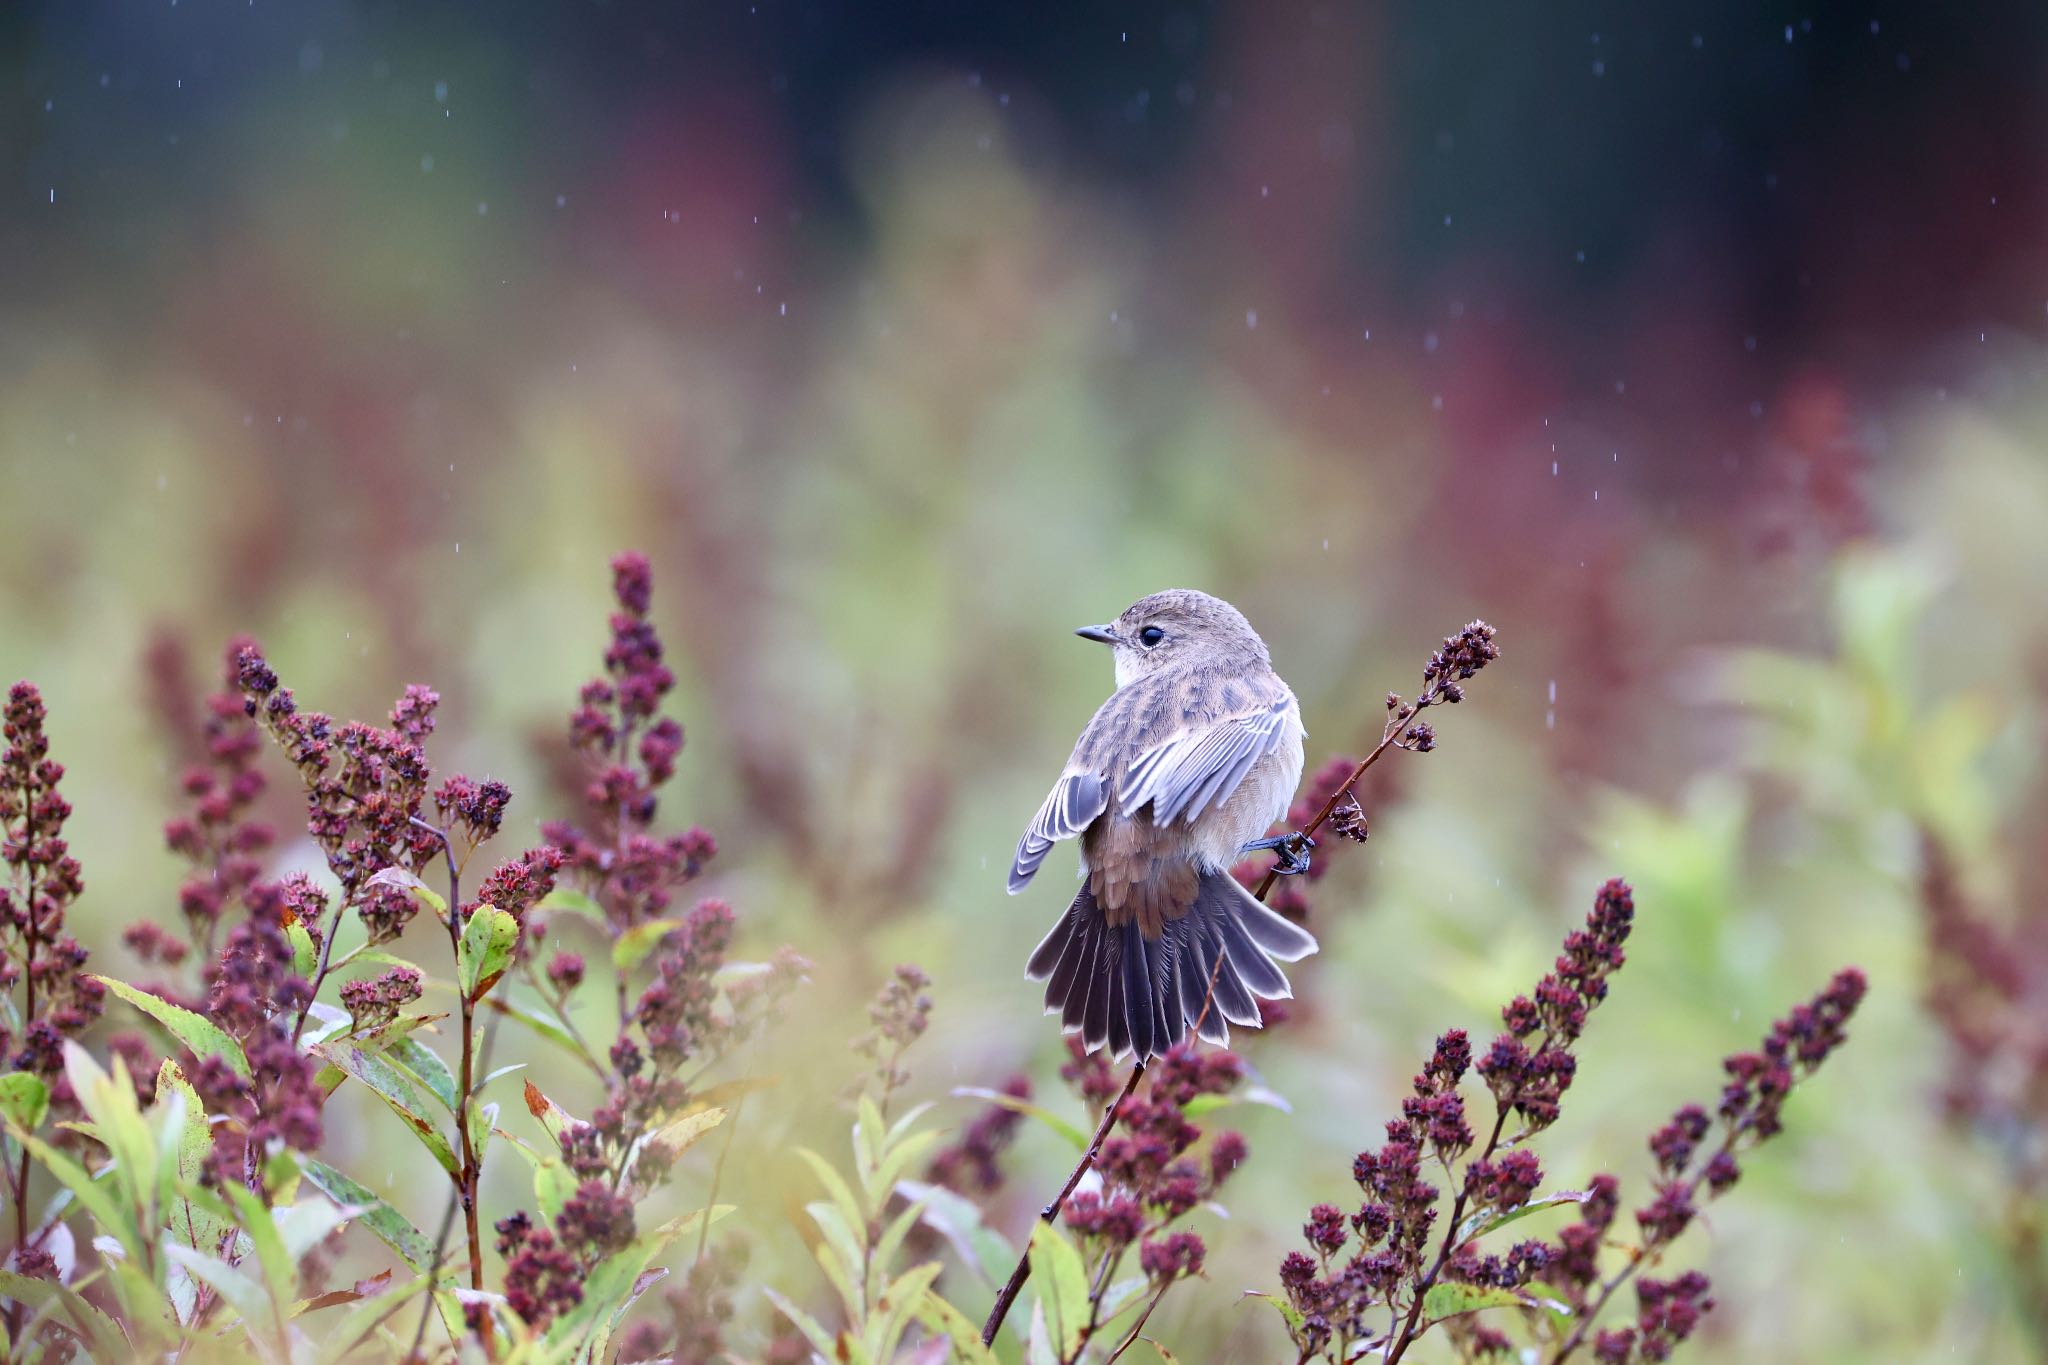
1024 871 1318 1060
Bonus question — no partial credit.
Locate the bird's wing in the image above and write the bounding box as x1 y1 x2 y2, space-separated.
1009 769 1107 893
1120 691 1297 825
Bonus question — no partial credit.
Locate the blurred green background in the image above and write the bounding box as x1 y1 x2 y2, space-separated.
5 2 2048 1359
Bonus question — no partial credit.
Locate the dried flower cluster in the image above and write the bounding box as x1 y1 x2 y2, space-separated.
1058 1039 1250 1325
1271 879 1866 1363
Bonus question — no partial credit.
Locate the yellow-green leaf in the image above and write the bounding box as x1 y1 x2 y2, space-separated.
611 917 681 972
95 976 250 1078
1027 1220 1090 1358
0 1073 49 1132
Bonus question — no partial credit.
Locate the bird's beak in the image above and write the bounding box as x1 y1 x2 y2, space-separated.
1074 624 1118 645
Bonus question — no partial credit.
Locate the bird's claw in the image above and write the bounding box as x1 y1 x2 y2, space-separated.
1241 830 1315 876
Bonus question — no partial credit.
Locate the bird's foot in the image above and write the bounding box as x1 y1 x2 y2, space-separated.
1241 831 1315 876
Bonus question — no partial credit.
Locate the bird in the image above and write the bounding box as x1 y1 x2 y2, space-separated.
1008 589 1319 1060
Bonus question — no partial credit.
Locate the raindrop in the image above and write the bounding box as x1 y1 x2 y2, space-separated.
1245 309 1258 330
434 80 449 103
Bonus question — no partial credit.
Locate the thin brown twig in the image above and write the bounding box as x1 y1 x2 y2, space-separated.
979 1061 1146 1347
1102 1281 1173 1365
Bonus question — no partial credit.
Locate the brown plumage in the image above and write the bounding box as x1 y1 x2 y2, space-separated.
1009 590 1317 1060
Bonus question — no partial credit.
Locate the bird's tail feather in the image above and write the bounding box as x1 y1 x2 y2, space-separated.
1024 872 1319 1060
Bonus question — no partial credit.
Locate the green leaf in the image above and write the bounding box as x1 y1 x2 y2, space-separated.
0 1073 49 1133
155 1060 234 1288
868 1199 927 1300
535 886 606 919
1242 1290 1306 1336
1183 1082 1291 1117
456 904 519 1000
0 1269 129 1357
611 917 681 972
951 1086 1088 1151
95 976 250 1078
385 1036 459 1116
314 1043 458 1175
492 1129 578 1221
301 1160 434 1271
1027 1220 1091 1358
649 1104 726 1157
913 1288 999 1364
480 994 584 1059
866 1127 940 1212
366 865 447 919
1454 1189 1593 1245
226 1182 297 1322
795 1146 867 1229
521 1080 580 1145
284 916 319 979
543 1205 731 1350
16 1130 141 1263
804 1200 866 1321
163 1244 283 1360
1420 1281 1531 1322
764 1286 845 1363
861 1261 941 1361
896 1179 1016 1288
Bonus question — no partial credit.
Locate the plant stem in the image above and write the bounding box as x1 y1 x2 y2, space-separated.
1254 697 1427 901
1102 1281 1172 1365
979 1061 1146 1347
408 819 491 1356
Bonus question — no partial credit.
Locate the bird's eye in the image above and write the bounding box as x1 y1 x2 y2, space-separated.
1138 626 1165 647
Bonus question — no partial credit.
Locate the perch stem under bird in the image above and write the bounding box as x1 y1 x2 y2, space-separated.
979 605 1499 1348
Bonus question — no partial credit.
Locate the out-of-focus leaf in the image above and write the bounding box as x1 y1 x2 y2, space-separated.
951 1087 1087 1151
0 1073 49 1133
366 865 447 919
94 976 250 1078
493 1129 578 1220
302 1160 433 1271
1420 1281 1529 1322
1453 1189 1592 1245
650 1104 726 1156
0 1269 129 1357
870 1128 940 1199
292 1268 393 1318
611 917 681 972
480 995 583 1059
456 904 519 1000
912 1288 999 1364
534 886 605 919
868 1199 927 1301
795 1146 866 1229
316 1270 436 1365
805 1200 865 1320
1027 1220 1090 1358
314 1043 458 1175
163 1244 281 1360
897 1179 1016 1288
17 1131 139 1262
543 1205 731 1351
1242 1290 1306 1335
1183 1082 1291 1117
861 1261 941 1361
764 1286 845 1363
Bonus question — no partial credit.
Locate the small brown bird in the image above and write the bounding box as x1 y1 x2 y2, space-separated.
1010 589 1318 1059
